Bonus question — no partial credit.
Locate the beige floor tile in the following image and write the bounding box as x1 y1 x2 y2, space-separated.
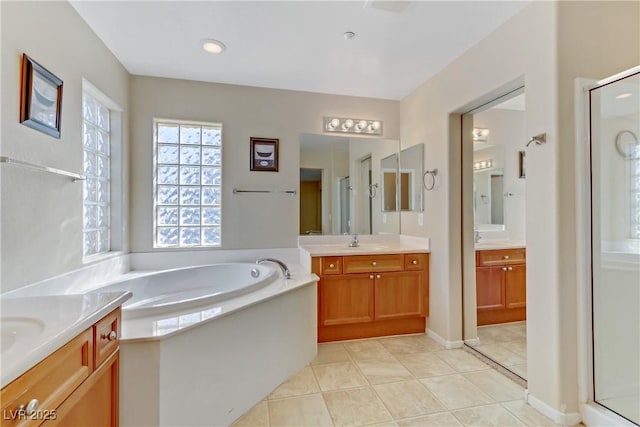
379 335 442 355
344 340 393 361
420 374 494 410
396 412 463 426
501 340 527 359
232 400 269 427
463 370 524 402
435 349 490 373
312 362 368 391
312 346 353 365
501 322 527 338
475 344 526 366
477 326 523 345
373 380 445 419
269 366 320 399
452 403 526 426
509 363 527 379
319 342 347 352
355 357 414 384
269 393 333 427
501 400 560 427
323 386 393 427
363 422 398 427
396 352 456 378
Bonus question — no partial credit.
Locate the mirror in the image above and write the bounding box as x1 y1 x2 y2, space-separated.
299 133 400 235
381 154 399 212
474 169 504 229
399 144 424 212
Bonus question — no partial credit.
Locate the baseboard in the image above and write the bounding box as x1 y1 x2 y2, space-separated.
580 402 638 427
426 328 464 349
526 392 582 426
464 338 480 346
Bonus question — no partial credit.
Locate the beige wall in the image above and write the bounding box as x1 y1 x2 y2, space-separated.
400 0 639 417
0 1 130 292
129 76 399 252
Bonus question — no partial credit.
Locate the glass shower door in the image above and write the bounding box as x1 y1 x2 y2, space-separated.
590 70 640 425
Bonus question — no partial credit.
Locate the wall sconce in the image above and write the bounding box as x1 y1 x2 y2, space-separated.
323 117 383 135
473 128 490 142
473 159 493 171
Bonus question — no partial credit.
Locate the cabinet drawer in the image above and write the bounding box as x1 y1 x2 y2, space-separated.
0 329 92 427
321 257 342 275
404 253 428 271
343 254 404 274
94 309 120 369
477 249 526 266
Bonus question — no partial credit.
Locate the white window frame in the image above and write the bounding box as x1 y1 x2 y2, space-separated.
153 119 223 248
82 79 124 262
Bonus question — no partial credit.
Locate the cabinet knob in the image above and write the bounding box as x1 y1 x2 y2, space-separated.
376 274 381 279
503 255 510 260
369 275 374 279
372 261 377 266
411 260 418 265
502 267 508 271
507 266 513 271
18 399 39 416
102 330 118 341
329 263 335 268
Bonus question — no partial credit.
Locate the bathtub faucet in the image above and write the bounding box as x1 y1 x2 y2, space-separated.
256 258 292 279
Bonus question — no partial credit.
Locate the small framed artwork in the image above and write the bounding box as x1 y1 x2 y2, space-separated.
518 150 526 179
250 137 279 172
20 54 63 138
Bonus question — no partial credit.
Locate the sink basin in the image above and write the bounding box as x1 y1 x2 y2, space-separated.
1 317 46 353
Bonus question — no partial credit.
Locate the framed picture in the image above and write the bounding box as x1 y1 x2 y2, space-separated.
20 54 63 138
518 150 526 179
250 137 279 172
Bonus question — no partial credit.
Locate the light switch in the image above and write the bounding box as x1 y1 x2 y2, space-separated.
418 213 423 226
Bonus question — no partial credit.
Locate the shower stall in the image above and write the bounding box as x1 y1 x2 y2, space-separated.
589 68 640 425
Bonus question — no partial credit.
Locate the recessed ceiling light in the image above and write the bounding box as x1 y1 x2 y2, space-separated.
201 39 226 54
343 31 356 40
616 92 632 99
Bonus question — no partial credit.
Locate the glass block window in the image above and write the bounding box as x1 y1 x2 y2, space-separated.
82 93 111 256
154 120 222 247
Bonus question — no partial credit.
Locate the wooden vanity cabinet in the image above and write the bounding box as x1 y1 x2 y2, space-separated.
313 253 429 342
1 309 121 427
476 249 526 325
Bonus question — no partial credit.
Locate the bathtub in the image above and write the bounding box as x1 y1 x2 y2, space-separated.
98 262 278 318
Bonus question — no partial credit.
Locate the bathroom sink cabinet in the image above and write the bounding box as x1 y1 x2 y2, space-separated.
312 253 429 342
1 309 121 427
476 249 526 325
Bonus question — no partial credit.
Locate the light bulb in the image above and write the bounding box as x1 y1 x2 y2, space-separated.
357 120 367 130
343 119 354 129
371 121 381 130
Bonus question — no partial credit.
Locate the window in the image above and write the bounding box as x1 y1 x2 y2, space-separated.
153 120 222 247
82 92 111 256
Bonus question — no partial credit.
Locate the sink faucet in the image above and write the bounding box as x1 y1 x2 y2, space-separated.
348 234 360 247
474 230 481 243
256 258 291 279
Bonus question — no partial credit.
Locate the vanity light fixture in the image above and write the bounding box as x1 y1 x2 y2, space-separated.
200 39 226 54
473 128 490 142
473 159 493 171
324 117 383 135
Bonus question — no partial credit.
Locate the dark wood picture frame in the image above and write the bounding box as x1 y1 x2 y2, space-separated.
250 137 279 172
518 150 526 179
20 54 63 139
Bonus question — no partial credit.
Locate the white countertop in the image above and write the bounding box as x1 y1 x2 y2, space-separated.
0 291 132 388
475 240 526 251
298 235 431 257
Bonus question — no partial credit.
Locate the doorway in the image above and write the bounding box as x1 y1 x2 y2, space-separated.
299 168 322 235
462 88 529 380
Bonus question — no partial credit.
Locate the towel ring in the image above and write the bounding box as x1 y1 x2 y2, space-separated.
423 169 438 191
615 130 639 160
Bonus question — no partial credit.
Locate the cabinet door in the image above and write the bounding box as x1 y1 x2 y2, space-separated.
320 274 374 326
45 352 119 427
505 264 526 309
374 271 424 320
476 266 505 311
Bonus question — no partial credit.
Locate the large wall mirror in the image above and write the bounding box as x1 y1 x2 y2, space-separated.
400 144 424 212
299 133 400 235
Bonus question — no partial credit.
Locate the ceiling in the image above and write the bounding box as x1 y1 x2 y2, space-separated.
70 1 530 100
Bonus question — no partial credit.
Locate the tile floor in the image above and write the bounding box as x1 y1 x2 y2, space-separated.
233 333 563 427
476 321 527 380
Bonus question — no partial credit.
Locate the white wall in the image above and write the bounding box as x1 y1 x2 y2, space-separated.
400 0 638 419
0 1 130 293
129 76 399 252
